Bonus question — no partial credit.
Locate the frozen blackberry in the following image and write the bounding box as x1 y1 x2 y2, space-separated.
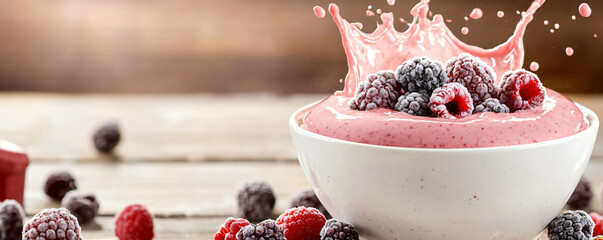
567 177 593 209
0 200 24 240
61 191 100 225
395 92 431 116
446 53 500 105
93 122 121 153
236 219 285 240
429 83 474 119
23 208 83 240
474 98 510 113
320 219 359 240
290 189 331 219
236 181 275 221
349 71 400 111
44 171 77 201
499 69 546 112
396 57 447 95
548 210 594 240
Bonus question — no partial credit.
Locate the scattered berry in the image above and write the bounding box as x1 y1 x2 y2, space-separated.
236 181 276 221
23 208 83 240
93 122 121 153
44 171 77 201
214 218 250 240
61 191 100 225
499 69 546 112
429 83 474 119
320 219 359 240
474 98 510 113
567 177 593 209
115 204 154 240
445 53 500 105
0 200 24 240
290 189 331 219
236 219 285 240
590 213 603 237
396 57 447 95
349 71 400 111
276 207 326 240
547 210 594 240
394 92 431 116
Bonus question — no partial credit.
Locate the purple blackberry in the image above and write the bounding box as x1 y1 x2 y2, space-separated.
548 210 594 240
236 219 285 240
93 122 121 153
61 191 99 225
349 71 400 111
474 98 510 113
320 219 359 240
44 171 77 201
395 57 447 95
395 92 431 116
445 53 500 105
567 177 593 209
0 200 24 240
23 208 83 240
290 189 331 219
236 181 275 221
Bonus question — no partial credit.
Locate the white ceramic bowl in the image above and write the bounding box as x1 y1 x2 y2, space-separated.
289 102 599 240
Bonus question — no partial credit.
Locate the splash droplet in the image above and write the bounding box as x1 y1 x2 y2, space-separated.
566 47 574 56
554 23 559 29
377 9 382 14
446 19 452 23
464 16 469 21
387 0 395 6
368 5 373 10
516 10 521 15
470 8 483 19
550 29 555 33
579 3 592 18
530 62 540 71
571 15 576 20
461 27 469 35
497 11 505 18
366 10 375 17
544 20 549 25
595 33 599 38
313 6 326 19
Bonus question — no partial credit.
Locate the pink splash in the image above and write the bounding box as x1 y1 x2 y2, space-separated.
366 10 375 17
579 3 592 18
313 6 326 19
470 8 483 19
388 0 395 6
566 47 574 56
461 27 469 35
530 61 540 71
497 11 505 18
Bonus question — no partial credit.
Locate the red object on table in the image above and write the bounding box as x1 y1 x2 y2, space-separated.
0 140 29 205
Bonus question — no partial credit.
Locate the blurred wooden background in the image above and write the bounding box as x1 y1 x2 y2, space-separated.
0 0 600 93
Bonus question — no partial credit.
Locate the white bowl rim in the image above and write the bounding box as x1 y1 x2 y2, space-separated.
289 100 599 153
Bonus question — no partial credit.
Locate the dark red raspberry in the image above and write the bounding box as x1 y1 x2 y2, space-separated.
93 122 121 153
290 189 331 219
446 53 500 105
320 219 359 240
0 200 25 240
44 171 77 201
567 177 593 209
429 83 474 119
214 218 250 240
236 181 275 221
591 213 603 237
23 208 83 240
499 69 546 112
349 71 400 111
276 207 326 240
115 204 154 240
61 191 99 225
236 219 285 240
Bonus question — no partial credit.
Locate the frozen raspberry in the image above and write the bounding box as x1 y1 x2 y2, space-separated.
395 92 431 116
214 218 250 240
590 213 603 237
0 200 24 240
548 210 594 240
61 191 99 225
429 83 474 119
44 171 77 201
320 219 359 240
236 181 275 221
236 219 285 240
93 122 121 153
396 57 447 95
290 189 331 219
115 204 154 240
23 208 83 240
445 53 500 105
276 207 326 240
474 98 510 113
349 71 400 111
567 177 593 209
499 69 546 112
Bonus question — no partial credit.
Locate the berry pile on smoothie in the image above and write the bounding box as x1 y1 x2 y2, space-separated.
300 0 589 148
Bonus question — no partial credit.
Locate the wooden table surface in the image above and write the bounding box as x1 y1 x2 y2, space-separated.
1 93 602 239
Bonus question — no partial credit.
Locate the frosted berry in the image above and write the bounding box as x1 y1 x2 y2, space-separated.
590 213 603 237
395 92 431 116
474 98 510 113
446 53 500 105
215 218 250 240
320 219 359 240
44 171 77 201
236 181 275 221
115 204 154 240
429 83 474 119
396 57 447 95
236 219 285 240
276 207 326 240
93 122 121 153
567 177 593 209
349 71 400 111
290 189 331 219
499 69 546 112
548 210 594 240
0 200 24 240
23 208 83 240
61 191 99 225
